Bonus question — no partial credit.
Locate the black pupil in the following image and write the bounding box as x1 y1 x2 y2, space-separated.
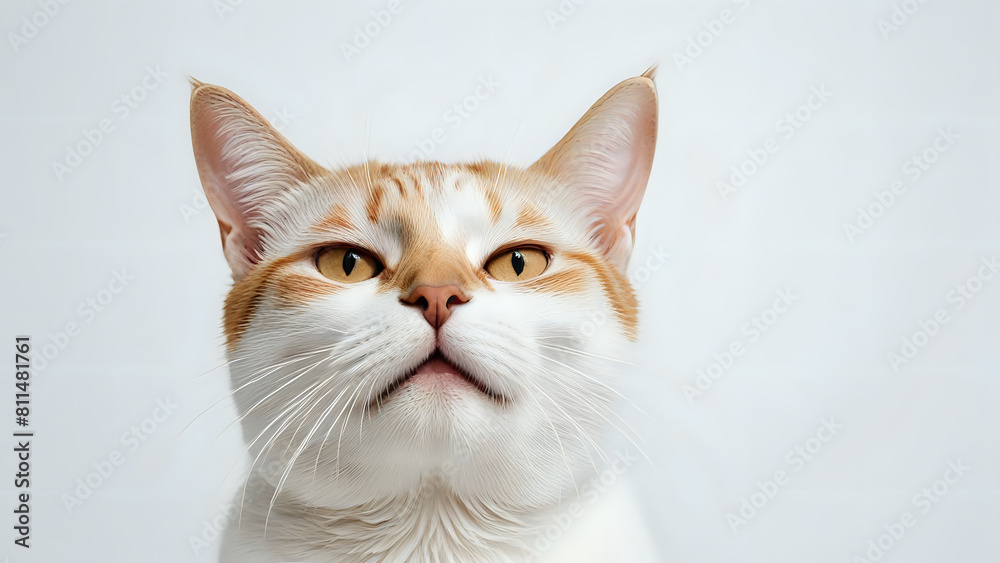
343 251 358 276
511 251 525 276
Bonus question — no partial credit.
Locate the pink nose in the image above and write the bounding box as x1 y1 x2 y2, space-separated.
401 285 470 329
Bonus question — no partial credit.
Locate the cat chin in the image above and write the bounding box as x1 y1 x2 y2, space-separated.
239 396 585 512
229 327 619 511
248 444 577 516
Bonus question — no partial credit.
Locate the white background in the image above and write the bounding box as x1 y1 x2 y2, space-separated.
1 0 998 561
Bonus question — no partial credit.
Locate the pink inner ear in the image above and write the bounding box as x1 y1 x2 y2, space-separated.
192 98 263 277
530 75 658 270
197 112 252 225
190 84 321 279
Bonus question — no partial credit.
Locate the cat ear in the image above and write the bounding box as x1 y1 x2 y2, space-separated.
190 80 323 280
530 68 658 271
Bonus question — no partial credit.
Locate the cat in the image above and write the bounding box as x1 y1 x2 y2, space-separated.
190 67 659 562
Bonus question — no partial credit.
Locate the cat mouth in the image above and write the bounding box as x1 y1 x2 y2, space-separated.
370 350 504 407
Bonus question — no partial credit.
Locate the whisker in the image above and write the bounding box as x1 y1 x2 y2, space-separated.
311 378 362 481
193 356 242 380
221 350 338 437
265 375 360 532
530 345 651 421
522 346 652 466
183 349 334 436
234 378 324 529
334 376 370 479
535 340 636 367
533 377 606 460
536 364 650 468
521 380 580 496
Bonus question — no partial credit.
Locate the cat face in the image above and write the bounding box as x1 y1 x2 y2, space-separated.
191 71 657 511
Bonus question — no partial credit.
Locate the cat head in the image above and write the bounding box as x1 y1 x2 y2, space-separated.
191 70 657 511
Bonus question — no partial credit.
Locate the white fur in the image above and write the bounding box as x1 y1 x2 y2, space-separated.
192 74 660 562
214 168 646 562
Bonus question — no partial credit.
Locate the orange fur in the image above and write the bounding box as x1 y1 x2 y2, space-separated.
224 161 637 349
564 251 638 340
384 241 487 295
313 204 354 233
365 180 385 223
530 267 590 297
485 187 503 224
513 204 551 230
224 255 298 350
272 270 343 306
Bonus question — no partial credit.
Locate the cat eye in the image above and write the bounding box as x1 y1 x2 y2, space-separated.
484 247 548 282
316 247 383 283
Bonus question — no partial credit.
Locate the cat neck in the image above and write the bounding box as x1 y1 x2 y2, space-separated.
228 469 543 562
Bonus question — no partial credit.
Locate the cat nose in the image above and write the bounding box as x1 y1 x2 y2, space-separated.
401 285 470 329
